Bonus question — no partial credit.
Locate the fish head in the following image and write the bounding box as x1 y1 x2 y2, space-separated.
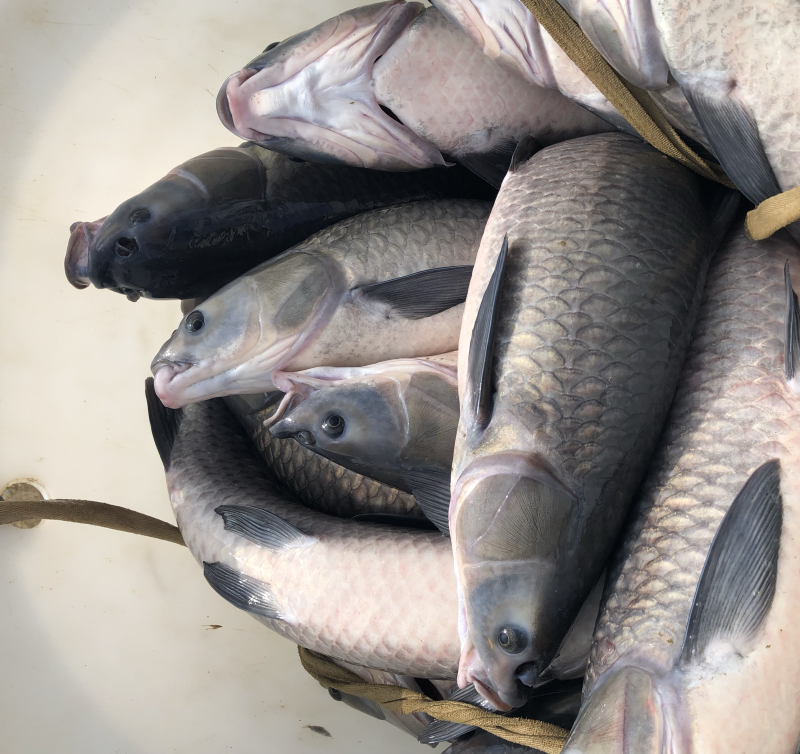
217 1 447 170
452 458 577 709
70 148 268 300
268 377 407 466
151 252 337 408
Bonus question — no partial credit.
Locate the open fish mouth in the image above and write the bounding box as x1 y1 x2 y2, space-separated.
216 0 447 170
64 217 106 289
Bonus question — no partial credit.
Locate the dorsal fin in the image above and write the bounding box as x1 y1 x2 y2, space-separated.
468 235 508 429
358 265 474 320
509 135 541 173
145 377 183 469
785 261 800 389
680 460 783 667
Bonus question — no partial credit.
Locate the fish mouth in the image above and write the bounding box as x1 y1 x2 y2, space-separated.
217 1 445 169
64 217 106 289
151 361 196 409
467 677 515 712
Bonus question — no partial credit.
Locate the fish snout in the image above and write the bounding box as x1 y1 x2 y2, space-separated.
269 415 315 447
151 360 194 409
64 217 106 289
217 69 266 140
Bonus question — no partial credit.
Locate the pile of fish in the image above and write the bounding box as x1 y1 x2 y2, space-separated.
65 1 800 751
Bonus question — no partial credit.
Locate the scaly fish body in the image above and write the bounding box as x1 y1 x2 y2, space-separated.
225 392 423 519
269 356 459 532
558 0 800 237
218 1 611 184
451 133 736 709
564 227 800 754
148 383 461 677
63 144 493 301
151 199 489 408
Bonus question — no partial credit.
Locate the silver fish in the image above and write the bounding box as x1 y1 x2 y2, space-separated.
150 199 489 408
563 226 800 754
430 0 707 148
269 355 459 533
556 0 800 239
145 378 461 677
217 1 611 184
224 392 424 521
451 133 738 710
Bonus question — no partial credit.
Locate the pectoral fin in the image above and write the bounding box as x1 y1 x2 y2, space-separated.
467 235 508 429
145 377 183 469
401 468 452 535
684 87 781 205
418 683 488 744
215 505 312 550
358 265 474 320
203 561 285 620
679 460 783 667
509 135 541 173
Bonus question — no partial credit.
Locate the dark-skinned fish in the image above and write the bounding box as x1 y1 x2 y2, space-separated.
217 2 612 185
450 133 738 709
563 226 800 754
225 391 425 521
150 199 489 408
268 354 459 533
64 143 493 300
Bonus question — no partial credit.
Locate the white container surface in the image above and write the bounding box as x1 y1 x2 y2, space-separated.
0 1 432 751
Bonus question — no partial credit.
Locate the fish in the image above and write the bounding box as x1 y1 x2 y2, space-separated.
429 0 708 149
554 0 800 239
450 132 739 710
442 730 557 754
268 355 460 533
224 391 425 521
562 225 800 754
64 143 495 301
144 377 461 677
151 199 489 409
217 1 612 186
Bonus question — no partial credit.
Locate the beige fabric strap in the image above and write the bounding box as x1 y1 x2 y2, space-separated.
517 0 800 240
0 498 185 546
298 647 569 753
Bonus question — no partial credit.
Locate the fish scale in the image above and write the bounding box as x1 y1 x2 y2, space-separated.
166 396 460 678
586 232 800 690
452 132 730 709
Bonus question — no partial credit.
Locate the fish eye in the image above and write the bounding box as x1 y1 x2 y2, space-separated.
321 414 345 438
328 688 342 701
129 208 151 226
185 310 205 333
115 237 138 257
496 626 528 654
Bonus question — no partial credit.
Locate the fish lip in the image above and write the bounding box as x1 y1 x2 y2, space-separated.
64 218 106 289
217 69 261 137
468 677 514 712
151 360 196 408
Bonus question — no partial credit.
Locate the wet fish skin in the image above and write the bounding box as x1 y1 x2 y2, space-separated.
150 199 489 409
268 356 459 532
148 381 461 677
372 7 613 184
224 392 423 519
219 1 611 182
452 133 735 709
559 0 800 237
563 227 800 754
64 143 494 301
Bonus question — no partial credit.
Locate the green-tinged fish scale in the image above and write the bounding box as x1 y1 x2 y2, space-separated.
587 228 800 686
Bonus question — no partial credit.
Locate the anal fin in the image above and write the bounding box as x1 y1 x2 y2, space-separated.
684 87 781 205
785 261 800 392
215 505 311 550
467 235 508 429
358 265 473 320
680 460 783 667
145 377 183 469
203 561 284 620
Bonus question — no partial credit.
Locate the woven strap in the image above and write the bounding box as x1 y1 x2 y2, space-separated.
518 0 799 240
298 647 569 753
